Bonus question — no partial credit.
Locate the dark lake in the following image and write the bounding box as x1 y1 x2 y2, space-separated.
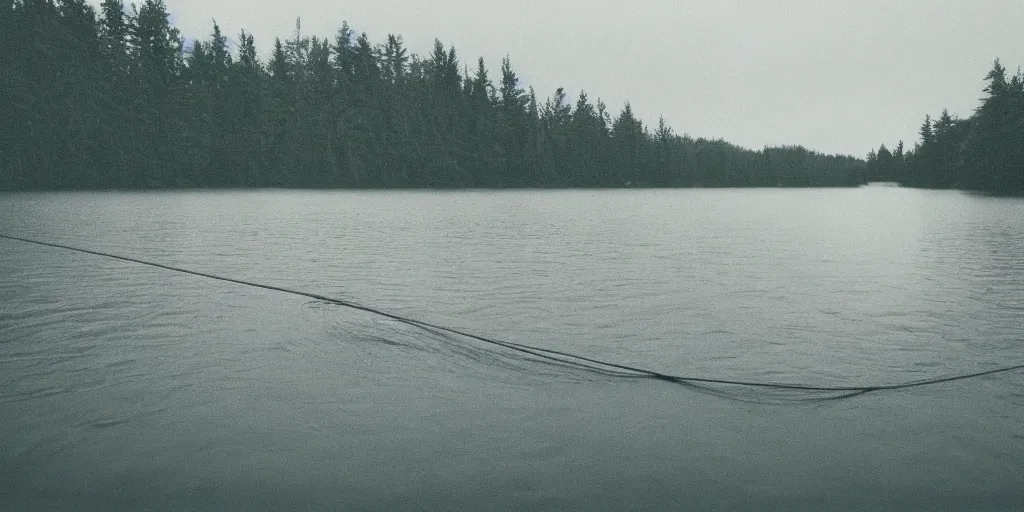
2 188 1022 511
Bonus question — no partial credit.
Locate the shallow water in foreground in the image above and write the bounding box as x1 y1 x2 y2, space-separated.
1 188 1023 511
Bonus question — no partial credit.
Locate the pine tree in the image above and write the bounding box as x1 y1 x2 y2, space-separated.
653 116 676 186
611 102 645 185
965 59 1014 191
380 34 408 84
3 5 869 191
226 29 268 186
129 0 183 186
566 91 611 186
496 56 533 186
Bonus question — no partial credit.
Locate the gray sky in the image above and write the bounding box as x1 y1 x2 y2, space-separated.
98 0 1023 157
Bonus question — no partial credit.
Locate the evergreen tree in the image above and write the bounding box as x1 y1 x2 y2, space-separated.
466 57 502 186
225 29 268 186
497 56 531 186
870 58 1024 194
567 91 610 186
653 116 677 186
965 59 1017 191
129 0 183 186
611 103 645 186
4 8 867 191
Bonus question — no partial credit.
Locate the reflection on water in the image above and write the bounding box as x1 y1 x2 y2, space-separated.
1 189 1022 511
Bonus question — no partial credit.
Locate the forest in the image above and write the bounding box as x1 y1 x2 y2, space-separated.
864 59 1024 194
2 0 869 190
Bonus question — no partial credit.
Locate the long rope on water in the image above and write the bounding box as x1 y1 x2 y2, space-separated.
3 233 1022 395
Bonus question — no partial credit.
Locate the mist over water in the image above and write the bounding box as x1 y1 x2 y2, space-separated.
1 189 1022 510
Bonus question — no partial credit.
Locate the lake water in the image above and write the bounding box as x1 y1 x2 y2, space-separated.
1 188 1022 511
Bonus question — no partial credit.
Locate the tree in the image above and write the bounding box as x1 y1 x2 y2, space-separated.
130 0 181 82
611 102 646 185
496 56 532 186
871 57 1023 193
498 56 525 114
225 29 268 186
964 59 1019 191
5 7 867 191
98 0 128 73
567 91 608 186
932 109 960 187
465 57 502 186
379 34 408 84
653 116 676 186
128 0 184 186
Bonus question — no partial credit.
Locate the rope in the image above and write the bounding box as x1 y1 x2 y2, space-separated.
3 233 1022 395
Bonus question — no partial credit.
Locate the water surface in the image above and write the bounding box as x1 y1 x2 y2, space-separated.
1 189 1022 510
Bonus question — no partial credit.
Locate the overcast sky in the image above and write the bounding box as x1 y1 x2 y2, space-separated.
95 0 1023 157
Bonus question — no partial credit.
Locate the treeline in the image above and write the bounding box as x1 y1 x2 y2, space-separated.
865 59 1024 194
2 0 865 190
